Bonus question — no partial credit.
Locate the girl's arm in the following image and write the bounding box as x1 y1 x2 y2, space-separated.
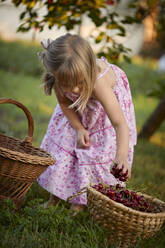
94 79 130 178
54 88 90 148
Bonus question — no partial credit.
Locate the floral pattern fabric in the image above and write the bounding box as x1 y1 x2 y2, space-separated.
37 57 137 205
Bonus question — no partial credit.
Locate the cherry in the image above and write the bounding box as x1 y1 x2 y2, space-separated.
123 170 128 177
116 184 122 190
125 201 131 207
132 192 138 199
124 189 130 196
98 183 103 190
111 196 117 201
111 164 128 182
93 184 100 190
48 0 52 4
92 184 159 213
107 189 115 198
106 0 115 5
119 176 126 182
116 198 124 203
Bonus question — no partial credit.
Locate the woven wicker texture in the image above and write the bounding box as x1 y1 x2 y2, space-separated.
87 187 165 248
0 98 55 207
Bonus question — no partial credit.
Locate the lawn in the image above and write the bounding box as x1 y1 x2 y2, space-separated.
0 40 165 248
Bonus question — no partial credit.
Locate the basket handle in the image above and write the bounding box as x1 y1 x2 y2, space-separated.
67 187 87 202
0 98 34 144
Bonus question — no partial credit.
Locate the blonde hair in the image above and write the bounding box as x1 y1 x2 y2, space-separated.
41 33 97 111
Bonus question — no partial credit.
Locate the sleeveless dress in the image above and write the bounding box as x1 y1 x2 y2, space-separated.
37 57 137 205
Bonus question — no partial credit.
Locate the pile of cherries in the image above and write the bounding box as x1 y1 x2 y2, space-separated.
111 162 128 182
92 183 163 213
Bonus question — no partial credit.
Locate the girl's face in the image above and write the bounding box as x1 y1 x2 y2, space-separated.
62 85 81 95
52 70 82 95
71 86 81 94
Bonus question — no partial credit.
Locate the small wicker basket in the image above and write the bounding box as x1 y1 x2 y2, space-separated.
87 186 165 248
0 98 55 208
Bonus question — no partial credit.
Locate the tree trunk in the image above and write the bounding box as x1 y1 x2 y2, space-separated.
138 95 165 139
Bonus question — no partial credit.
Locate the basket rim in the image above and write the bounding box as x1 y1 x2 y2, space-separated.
0 133 55 166
88 186 165 218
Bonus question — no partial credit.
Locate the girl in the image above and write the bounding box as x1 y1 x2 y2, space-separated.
37 33 137 212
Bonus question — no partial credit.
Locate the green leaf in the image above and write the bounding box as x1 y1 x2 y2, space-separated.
117 25 126 36
95 32 106 43
123 55 131 63
17 27 30 32
20 11 26 20
121 16 139 24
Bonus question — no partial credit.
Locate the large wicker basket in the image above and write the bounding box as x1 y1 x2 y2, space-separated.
0 98 55 208
87 186 165 248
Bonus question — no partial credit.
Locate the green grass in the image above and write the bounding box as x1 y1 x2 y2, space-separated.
0 198 113 248
0 70 57 146
120 59 159 97
0 39 42 76
0 40 165 247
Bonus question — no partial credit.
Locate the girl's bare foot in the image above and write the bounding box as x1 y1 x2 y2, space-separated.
41 194 60 208
70 204 85 216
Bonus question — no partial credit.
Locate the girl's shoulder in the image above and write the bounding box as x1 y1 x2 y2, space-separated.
96 57 117 90
97 56 126 75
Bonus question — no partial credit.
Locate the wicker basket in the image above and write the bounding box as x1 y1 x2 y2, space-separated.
0 98 55 208
87 186 165 248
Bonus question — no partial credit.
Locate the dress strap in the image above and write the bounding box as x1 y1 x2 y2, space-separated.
97 56 111 80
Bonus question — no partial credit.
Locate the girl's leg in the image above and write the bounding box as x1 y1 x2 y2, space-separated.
42 194 60 208
70 204 85 215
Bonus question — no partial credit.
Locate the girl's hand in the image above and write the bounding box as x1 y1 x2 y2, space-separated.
77 128 90 149
114 157 131 180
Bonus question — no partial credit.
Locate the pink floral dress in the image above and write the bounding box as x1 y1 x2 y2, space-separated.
37 57 137 205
